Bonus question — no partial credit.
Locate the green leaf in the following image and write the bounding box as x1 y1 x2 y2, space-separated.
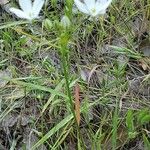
126 109 134 133
31 114 74 150
51 0 57 7
10 79 67 98
110 45 142 59
137 109 150 125
141 115 150 125
41 79 65 114
143 134 150 150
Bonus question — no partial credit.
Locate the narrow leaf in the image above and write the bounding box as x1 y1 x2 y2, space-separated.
74 84 80 126
143 134 150 150
41 79 65 114
31 114 73 150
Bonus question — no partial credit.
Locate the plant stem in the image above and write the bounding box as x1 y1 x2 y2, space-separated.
61 45 86 149
61 47 75 115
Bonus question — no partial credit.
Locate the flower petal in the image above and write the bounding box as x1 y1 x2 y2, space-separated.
32 0 44 18
97 9 106 15
19 0 32 13
102 0 112 9
74 0 89 14
9 8 31 20
84 0 95 11
96 0 112 15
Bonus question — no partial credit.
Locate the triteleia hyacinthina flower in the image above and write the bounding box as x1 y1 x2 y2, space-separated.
9 0 45 21
74 0 112 17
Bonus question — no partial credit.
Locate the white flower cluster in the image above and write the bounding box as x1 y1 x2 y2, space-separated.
9 0 112 21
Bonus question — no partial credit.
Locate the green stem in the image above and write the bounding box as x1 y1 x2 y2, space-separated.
61 48 75 116
61 46 86 149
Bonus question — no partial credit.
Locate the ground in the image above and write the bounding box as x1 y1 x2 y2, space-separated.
0 0 150 150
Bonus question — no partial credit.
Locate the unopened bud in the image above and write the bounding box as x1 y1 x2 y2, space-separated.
44 19 53 30
60 15 71 28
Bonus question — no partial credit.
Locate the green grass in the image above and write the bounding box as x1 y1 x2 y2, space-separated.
0 0 150 149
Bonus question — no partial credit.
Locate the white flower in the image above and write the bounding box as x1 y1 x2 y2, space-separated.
9 0 45 20
74 0 112 17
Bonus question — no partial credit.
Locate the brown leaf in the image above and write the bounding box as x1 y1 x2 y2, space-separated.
74 84 80 126
129 76 150 97
139 58 150 71
0 68 12 88
139 38 150 57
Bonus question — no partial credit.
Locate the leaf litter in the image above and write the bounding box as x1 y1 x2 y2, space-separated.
0 0 150 149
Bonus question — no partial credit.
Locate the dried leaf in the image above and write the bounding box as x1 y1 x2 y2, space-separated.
1 113 18 127
129 76 150 97
5 87 25 100
0 69 12 88
20 128 47 150
80 68 90 81
139 38 150 57
88 65 100 83
139 58 150 71
138 38 150 70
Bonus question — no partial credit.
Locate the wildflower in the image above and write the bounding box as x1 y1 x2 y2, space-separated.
9 0 45 20
74 0 112 17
